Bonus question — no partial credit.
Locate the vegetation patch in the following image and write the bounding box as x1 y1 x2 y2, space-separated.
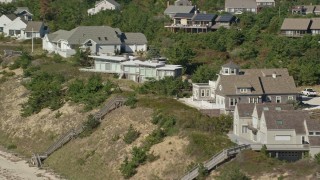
123 124 140 144
80 114 101 137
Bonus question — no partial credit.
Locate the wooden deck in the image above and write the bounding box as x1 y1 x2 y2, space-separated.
181 144 251 180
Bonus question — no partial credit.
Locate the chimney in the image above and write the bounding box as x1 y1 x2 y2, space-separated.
167 1 170 8
272 72 277 78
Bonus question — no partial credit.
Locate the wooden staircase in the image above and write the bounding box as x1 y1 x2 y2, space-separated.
31 96 126 167
181 144 251 180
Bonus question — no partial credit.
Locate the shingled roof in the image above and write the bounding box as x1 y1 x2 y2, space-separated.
225 0 257 8
122 33 147 45
255 103 294 119
216 75 263 96
25 21 43 32
5 14 17 21
164 5 195 15
236 103 255 118
263 110 309 134
311 18 320 30
260 76 297 94
309 136 320 146
280 18 311 30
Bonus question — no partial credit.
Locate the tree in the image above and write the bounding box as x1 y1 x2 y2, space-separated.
217 165 250 180
191 65 218 83
40 0 51 20
166 42 195 67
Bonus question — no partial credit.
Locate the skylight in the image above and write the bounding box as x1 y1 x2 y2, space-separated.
263 107 269 111
275 107 281 111
276 120 283 125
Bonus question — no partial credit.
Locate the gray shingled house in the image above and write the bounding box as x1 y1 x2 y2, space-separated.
24 21 48 39
233 103 320 161
280 18 312 37
192 62 299 113
42 26 147 58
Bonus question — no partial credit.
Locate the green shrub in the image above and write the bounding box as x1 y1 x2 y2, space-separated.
120 157 137 179
125 93 138 109
123 124 140 144
198 163 209 179
21 72 65 117
7 143 17 150
143 128 166 150
131 146 147 165
81 114 100 137
68 75 117 111
9 51 32 70
260 144 268 156
315 152 320 164
217 165 250 180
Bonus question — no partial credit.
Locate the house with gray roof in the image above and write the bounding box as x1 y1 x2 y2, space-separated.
164 4 196 18
280 18 312 37
87 0 120 15
192 62 299 113
43 26 147 58
232 103 320 161
14 7 33 21
225 0 275 14
24 21 48 39
212 14 237 30
311 18 320 35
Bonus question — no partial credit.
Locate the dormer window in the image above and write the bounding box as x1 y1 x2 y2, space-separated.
240 88 247 93
231 69 235 74
224 68 229 74
276 120 283 125
98 37 101 41
104 37 108 40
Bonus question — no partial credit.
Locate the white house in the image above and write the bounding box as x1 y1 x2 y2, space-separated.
121 33 147 53
24 21 48 39
43 26 147 58
0 14 16 33
81 55 183 83
15 7 33 21
88 0 120 15
3 17 27 39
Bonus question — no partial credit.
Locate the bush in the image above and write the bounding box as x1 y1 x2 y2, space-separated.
143 128 166 150
123 124 140 144
315 152 320 164
7 143 17 150
21 72 65 117
260 144 268 156
125 93 138 109
217 165 250 180
68 75 118 111
120 157 137 179
120 147 147 178
198 163 209 179
9 51 32 70
81 114 100 137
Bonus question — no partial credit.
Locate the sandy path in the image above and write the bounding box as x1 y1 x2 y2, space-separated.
0 150 62 180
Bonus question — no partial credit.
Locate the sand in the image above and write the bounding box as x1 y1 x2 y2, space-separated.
0 149 62 180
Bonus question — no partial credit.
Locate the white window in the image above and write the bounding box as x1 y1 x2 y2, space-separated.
316 132 320 136
275 135 291 141
276 96 281 103
242 126 248 133
240 88 247 93
230 98 238 106
201 89 205 97
224 68 229 74
231 69 235 74
249 97 258 103
309 131 315 135
206 89 210 97
288 96 294 101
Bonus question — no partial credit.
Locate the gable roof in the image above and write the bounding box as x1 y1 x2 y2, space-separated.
242 68 289 77
225 0 257 8
280 18 311 30
222 61 239 69
260 76 297 94
122 33 147 45
15 7 33 15
304 5 315 13
263 110 309 134
164 5 195 15
65 26 122 45
255 103 294 119
311 18 320 30
192 14 217 21
173 13 194 19
25 21 43 32
216 75 263 95
96 0 120 7
236 103 255 117
5 14 17 21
